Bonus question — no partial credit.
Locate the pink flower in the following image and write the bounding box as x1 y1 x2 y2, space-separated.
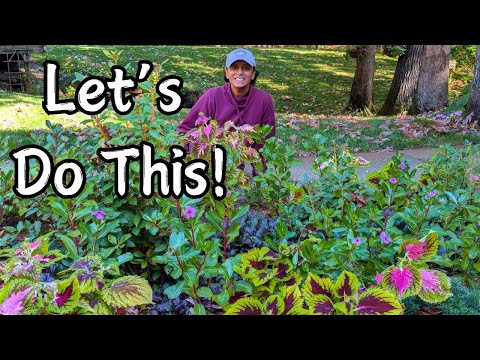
14 248 22 255
357 157 368 165
91 210 106 221
389 178 397 184
470 175 479 182
33 255 44 261
216 129 223 137
375 273 383 284
398 162 406 170
203 124 213 138
184 206 196 220
197 115 208 125
248 148 256 156
353 237 362 245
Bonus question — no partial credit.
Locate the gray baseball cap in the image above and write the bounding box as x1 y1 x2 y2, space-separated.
225 48 256 68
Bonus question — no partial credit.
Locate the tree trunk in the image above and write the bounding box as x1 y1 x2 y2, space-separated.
379 45 424 115
464 45 480 125
411 45 451 114
347 45 377 111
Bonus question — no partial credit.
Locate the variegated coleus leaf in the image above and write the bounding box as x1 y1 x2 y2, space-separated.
264 295 285 315
234 248 276 287
335 271 359 299
418 270 452 303
77 270 104 294
49 276 81 314
356 288 403 315
258 248 280 262
69 256 103 272
272 259 293 282
280 285 305 315
305 294 334 315
382 265 421 299
0 280 35 315
77 298 112 315
225 298 263 315
102 275 153 308
400 231 439 261
301 273 335 300
334 301 354 315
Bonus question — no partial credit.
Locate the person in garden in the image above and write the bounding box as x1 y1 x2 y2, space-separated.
177 48 276 174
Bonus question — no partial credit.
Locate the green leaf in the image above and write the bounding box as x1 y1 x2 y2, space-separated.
214 289 230 307
163 281 185 300
231 204 249 223
205 211 224 232
193 303 206 315
236 280 253 295
169 231 186 249
115 252 133 266
58 235 79 259
197 287 213 298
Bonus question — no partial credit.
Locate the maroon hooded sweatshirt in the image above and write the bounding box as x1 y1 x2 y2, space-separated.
178 83 276 153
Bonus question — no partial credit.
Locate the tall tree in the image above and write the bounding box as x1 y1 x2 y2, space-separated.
464 45 480 125
379 45 424 115
347 45 377 111
411 45 451 114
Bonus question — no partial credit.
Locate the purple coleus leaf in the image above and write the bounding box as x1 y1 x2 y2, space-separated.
0 286 33 315
404 242 427 260
54 284 73 307
390 267 413 298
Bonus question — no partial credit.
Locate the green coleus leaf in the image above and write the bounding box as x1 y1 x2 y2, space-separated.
335 271 358 299
102 276 153 307
50 276 81 314
225 298 264 315
304 294 334 315
356 288 403 315
418 269 452 303
400 231 439 261
302 273 335 300
264 295 285 315
382 265 422 299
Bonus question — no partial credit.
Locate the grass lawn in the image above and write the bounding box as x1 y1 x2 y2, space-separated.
1 45 479 157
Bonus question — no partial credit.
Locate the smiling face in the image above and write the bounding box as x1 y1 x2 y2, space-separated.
225 60 256 97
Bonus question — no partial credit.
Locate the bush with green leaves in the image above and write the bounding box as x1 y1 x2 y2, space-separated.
404 276 480 315
0 234 152 315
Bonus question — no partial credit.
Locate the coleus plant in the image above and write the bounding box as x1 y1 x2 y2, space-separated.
379 230 452 303
226 247 403 315
0 234 153 315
